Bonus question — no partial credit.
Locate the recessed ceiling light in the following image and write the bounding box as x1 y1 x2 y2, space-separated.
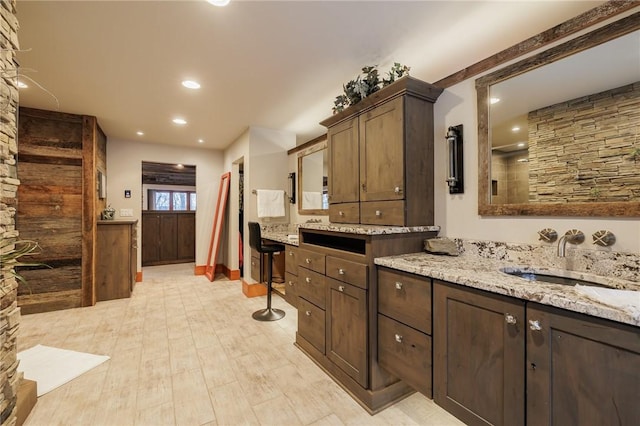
517 142 526 147
172 118 187 125
17 81 27 89
198 139 204 144
490 97 500 104
136 131 144 136
207 0 230 6
176 164 184 169
512 126 521 132
182 80 201 89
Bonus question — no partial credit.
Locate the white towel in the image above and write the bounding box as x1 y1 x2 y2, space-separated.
575 285 640 322
302 191 322 210
257 189 285 218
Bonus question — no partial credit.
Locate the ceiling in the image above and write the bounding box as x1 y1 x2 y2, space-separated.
15 1 606 151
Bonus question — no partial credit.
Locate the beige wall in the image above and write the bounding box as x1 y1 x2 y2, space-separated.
106 139 224 270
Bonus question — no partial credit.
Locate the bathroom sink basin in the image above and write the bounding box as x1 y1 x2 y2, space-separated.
499 267 612 288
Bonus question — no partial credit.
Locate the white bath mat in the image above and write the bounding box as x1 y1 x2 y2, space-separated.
17 344 110 396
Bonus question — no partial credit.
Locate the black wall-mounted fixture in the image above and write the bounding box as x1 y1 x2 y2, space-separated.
445 124 464 194
288 172 296 204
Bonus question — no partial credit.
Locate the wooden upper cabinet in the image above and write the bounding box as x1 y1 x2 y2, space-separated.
359 96 404 202
321 76 443 226
327 116 360 204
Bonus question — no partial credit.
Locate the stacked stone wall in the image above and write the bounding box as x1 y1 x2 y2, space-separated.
0 1 20 424
528 82 640 203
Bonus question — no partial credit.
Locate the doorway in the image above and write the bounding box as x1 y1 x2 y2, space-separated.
141 161 197 266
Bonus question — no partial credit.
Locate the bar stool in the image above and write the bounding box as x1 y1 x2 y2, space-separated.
248 222 286 321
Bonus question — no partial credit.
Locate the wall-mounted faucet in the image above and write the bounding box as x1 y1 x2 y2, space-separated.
557 229 585 257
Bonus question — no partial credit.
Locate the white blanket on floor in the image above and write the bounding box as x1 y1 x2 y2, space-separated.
18 344 110 396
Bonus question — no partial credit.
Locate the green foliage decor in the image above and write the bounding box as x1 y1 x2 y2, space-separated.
0 239 48 290
333 63 411 114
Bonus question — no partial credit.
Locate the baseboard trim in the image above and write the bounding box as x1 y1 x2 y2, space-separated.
242 280 266 298
194 265 206 275
136 271 143 282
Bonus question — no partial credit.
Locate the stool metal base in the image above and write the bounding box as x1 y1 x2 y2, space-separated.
252 308 285 322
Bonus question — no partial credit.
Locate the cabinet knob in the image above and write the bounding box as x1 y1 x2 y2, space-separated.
338 268 345 275
289 252 294 256
305 277 311 283
529 320 542 331
251 261 255 266
338 285 345 292
375 210 382 217
339 211 344 216
288 281 294 286
395 281 403 290
505 313 517 325
305 258 311 264
394 186 402 194
394 334 403 343
305 310 311 316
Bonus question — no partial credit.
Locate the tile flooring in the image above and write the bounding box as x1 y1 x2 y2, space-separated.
18 263 463 426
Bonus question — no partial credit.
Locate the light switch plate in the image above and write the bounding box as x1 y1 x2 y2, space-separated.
120 208 133 217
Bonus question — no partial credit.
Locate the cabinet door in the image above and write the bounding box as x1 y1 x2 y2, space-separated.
359 96 405 202
176 213 195 261
527 304 640 426
326 278 367 387
433 280 525 426
159 214 177 261
141 213 160 265
328 116 360 204
96 224 132 301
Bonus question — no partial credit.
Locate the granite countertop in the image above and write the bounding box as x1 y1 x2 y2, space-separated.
375 252 640 327
299 223 440 235
262 229 299 246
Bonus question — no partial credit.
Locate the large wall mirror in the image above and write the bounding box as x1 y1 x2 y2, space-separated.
477 13 640 216
297 136 328 215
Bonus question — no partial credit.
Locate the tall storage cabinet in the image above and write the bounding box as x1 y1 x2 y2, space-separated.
321 77 443 226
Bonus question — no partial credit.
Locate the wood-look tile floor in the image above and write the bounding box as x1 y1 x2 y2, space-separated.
18 263 463 426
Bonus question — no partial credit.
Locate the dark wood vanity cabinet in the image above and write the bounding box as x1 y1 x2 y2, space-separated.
377 268 433 397
526 303 640 426
433 280 526 426
322 77 443 226
431 279 640 426
295 227 435 413
283 245 299 308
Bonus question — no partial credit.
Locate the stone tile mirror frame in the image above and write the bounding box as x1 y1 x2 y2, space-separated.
476 11 640 217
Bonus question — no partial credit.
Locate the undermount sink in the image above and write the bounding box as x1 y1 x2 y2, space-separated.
499 267 613 288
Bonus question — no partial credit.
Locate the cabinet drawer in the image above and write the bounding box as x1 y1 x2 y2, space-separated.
378 268 431 334
285 246 298 276
329 203 360 224
360 200 404 226
326 256 368 289
298 268 326 309
378 314 432 397
298 298 325 354
284 272 298 308
250 255 261 282
297 249 326 274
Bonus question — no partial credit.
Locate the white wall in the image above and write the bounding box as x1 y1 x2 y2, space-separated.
434 71 640 254
223 126 296 280
106 139 224 271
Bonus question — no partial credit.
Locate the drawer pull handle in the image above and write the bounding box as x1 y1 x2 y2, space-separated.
338 285 345 292
529 320 542 331
338 268 345 275
305 310 311 316
505 313 517 325
375 210 382 217
395 334 403 343
305 277 311 283
395 281 403 290
305 258 311 264
394 186 401 194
